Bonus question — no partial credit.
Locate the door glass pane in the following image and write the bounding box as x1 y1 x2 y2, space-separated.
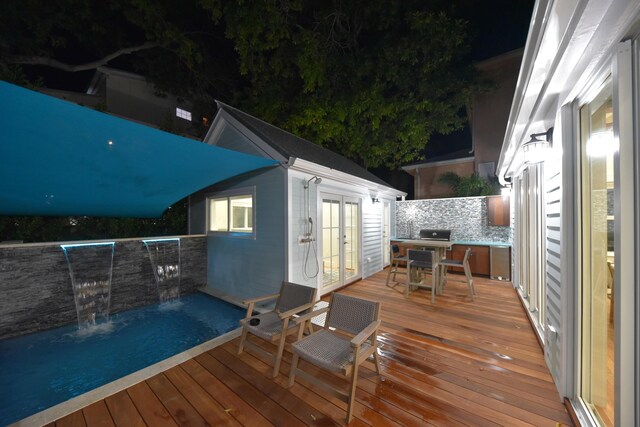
344 201 359 281
322 199 340 287
579 77 614 427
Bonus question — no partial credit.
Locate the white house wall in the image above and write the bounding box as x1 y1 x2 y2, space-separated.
498 1 640 424
287 170 391 291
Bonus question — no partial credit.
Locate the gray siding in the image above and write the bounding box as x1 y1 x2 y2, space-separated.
0 236 206 339
216 123 265 157
192 167 286 300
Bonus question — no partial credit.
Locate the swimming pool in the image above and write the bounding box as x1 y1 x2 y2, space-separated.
0 292 245 425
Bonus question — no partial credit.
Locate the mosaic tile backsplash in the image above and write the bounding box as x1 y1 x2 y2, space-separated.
396 196 512 244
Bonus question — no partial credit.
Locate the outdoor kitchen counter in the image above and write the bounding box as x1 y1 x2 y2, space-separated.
391 239 511 277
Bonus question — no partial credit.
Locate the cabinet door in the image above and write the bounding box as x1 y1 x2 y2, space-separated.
448 245 491 276
469 246 490 276
487 195 510 226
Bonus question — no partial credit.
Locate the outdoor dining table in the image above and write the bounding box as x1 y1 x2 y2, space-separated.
390 239 453 294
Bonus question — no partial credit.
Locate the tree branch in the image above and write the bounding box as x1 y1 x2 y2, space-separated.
7 42 160 72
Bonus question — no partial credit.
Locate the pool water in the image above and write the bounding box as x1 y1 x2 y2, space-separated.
0 292 245 425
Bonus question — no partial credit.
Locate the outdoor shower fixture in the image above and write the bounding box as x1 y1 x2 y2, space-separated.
303 175 322 188
302 175 322 279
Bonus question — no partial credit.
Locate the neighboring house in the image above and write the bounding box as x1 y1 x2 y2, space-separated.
401 149 474 199
188 102 405 302
402 49 524 199
39 66 202 138
497 1 639 426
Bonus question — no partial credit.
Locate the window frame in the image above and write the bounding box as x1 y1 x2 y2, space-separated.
206 187 256 239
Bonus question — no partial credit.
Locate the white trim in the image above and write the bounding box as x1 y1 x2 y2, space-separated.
613 39 635 427
290 158 406 199
205 186 256 239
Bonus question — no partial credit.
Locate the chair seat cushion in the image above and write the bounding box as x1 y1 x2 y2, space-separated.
291 329 371 373
440 259 463 266
240 311 295 340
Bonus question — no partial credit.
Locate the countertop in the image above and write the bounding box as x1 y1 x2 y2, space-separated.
392 238 511 247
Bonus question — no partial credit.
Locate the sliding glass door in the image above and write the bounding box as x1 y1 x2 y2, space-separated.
578 76 615 427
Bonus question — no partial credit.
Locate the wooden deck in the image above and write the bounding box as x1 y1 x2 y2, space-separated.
47 271 572 426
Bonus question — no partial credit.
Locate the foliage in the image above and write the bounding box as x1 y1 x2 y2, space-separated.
0 1 488 240
202 0 485 169
437 172 500 197
0 199 188 243
0 0 239 127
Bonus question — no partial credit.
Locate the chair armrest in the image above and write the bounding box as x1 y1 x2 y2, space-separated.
351 319 381 348
277 301 316 319
292 305 330 325
242 293 280 305
242 293 280 319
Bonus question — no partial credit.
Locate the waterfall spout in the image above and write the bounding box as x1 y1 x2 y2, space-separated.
61 242 115 329
143 238 181 303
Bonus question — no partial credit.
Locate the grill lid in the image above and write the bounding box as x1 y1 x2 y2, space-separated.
419 229 451 241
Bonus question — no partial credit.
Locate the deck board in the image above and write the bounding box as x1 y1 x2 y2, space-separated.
50 271 572 426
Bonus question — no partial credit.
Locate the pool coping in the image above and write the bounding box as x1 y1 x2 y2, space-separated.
10 326 242 427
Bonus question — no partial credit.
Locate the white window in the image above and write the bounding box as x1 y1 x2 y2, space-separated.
207 188 255 237
176 107 192 121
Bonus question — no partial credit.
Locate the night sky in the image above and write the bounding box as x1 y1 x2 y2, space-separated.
22 1 536 196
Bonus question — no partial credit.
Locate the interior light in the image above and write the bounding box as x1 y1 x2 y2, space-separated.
108 140 113 146
586 131 617 158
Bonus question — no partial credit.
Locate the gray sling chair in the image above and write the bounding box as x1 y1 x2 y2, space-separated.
440 247 475 301
287 293 381 423
385 244 407 287
406 249 439 303
238 281 317 377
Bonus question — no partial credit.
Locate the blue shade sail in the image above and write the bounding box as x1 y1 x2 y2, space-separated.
0 81 278 217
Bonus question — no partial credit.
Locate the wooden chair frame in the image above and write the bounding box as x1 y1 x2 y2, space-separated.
287 293 381 423
406 249 439 303
238 281 316 377
440 247 475 300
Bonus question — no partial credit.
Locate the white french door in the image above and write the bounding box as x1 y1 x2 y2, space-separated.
383 202 391 266
320 193 361 295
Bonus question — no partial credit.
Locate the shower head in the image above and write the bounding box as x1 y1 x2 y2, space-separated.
303 176 322 188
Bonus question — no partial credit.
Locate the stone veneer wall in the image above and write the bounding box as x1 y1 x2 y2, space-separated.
396 197 512 243
0 235 206 339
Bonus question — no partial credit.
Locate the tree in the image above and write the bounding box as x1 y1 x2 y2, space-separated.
438 172 500 197
203 0 484 169
0 0 239 122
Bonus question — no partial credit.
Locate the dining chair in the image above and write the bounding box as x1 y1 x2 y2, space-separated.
238 281 317 377
385 244 407 287
288 293 381 423
406 249 438 303
440 247 475 300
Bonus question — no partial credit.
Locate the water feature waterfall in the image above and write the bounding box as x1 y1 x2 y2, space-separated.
143 238 181 303
61 242 115 329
